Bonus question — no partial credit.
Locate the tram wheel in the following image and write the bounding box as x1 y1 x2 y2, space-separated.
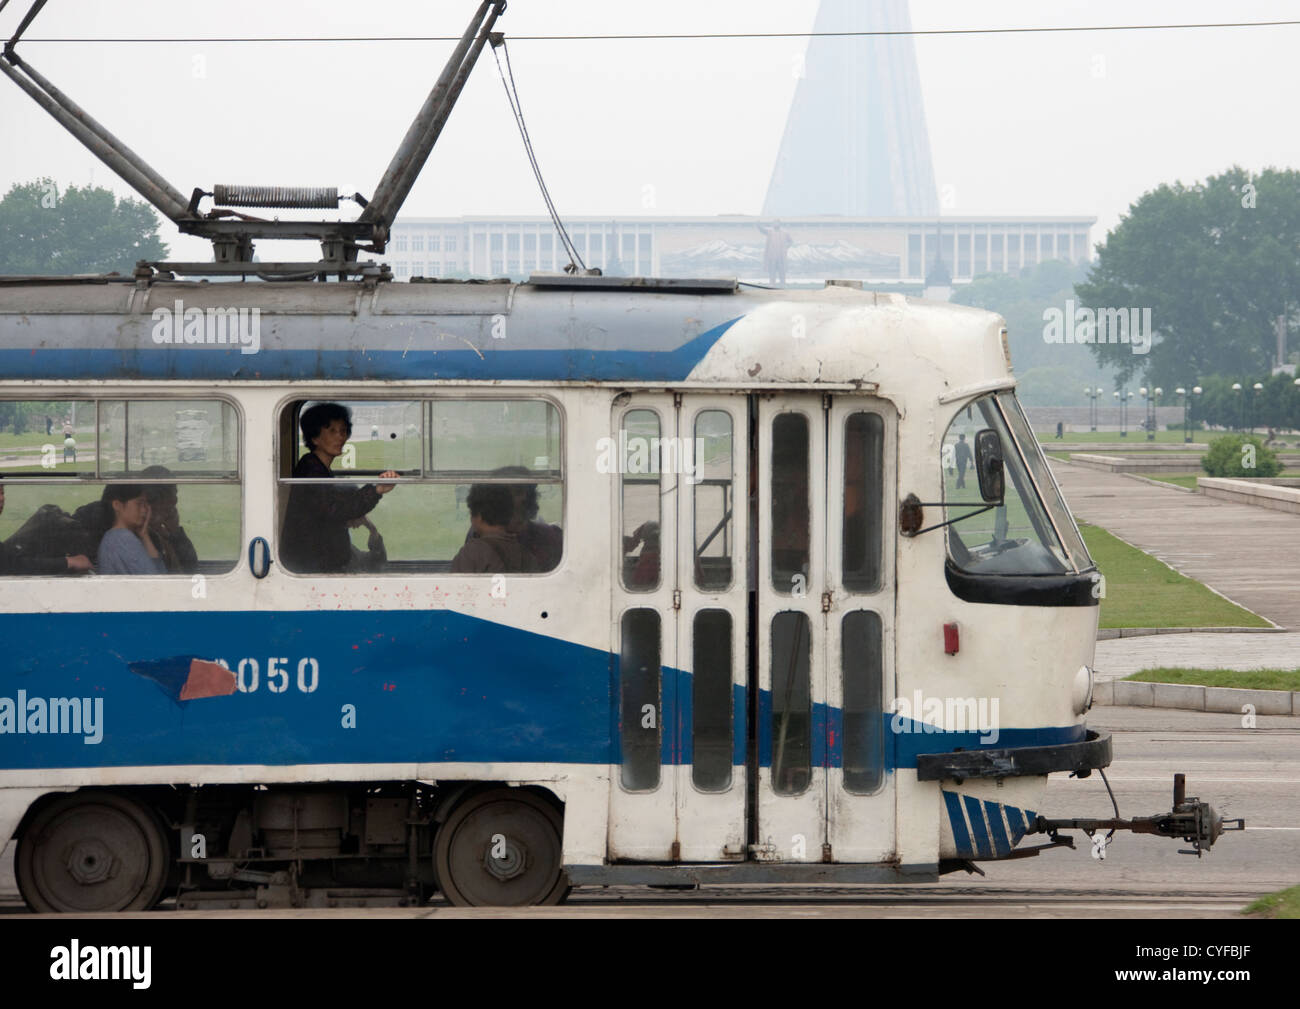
434 789 569 907
16 792 170 913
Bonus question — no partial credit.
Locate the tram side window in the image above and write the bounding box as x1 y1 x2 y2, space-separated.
771 611 812 796
276 398 563 575
620 409 661 592
842 412 884 592
771 413 810 593
620 608 662 791
0 398 240 576
692 609 734 791
842 610 884 794
693 410 734 591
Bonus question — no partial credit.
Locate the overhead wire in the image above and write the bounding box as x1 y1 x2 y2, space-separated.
9 20 1300 44
490 37 586 274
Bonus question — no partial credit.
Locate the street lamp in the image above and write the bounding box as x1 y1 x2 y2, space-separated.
1140 386 1161 441
1250 382 1264 434
1231 382 1243 431
1085 385 1102 431
1176 385 1201 443
1114 389 1135 437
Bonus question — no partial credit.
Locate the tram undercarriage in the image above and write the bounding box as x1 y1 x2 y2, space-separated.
13 767 1241 911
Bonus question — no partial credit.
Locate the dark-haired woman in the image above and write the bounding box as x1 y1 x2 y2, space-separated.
281 403 398 573
98 485 166 575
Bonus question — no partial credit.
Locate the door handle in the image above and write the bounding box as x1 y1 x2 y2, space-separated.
248 536 272 579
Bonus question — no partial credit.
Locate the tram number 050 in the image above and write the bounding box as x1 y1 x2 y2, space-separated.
217 657 320 694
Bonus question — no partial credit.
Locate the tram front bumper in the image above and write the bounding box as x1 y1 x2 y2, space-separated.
915 729 1111 782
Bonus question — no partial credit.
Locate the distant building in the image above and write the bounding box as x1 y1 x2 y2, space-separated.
764 0 938 218
386 0 1094 288
385 215 1095 286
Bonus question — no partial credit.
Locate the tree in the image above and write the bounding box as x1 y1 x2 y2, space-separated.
1076 167 1300 389
950 259 1121 405
0 179 169 276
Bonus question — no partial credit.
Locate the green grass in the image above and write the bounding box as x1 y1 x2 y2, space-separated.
1147 475 1199 489
1245 885 1300 918
1077 521 1270 628
1036 430 1201 444
1146 470 1300 490
1124 668 1299 690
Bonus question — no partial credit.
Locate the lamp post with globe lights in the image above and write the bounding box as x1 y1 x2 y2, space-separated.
1114 389 1135 437
1231 382 1243 431
1085 386 1102 431
1250 382 1264 434
1176 385 1202 443
1140 386 1161 441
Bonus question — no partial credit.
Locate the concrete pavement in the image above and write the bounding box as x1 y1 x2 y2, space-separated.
1052 460 1300 631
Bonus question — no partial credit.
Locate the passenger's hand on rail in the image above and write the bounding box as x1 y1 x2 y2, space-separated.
376 470 399 494
65 554 92 573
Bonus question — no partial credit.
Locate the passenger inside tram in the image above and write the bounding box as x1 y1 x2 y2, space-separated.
460 466 563 573
139 465 198 574
0 476 92 575
98 484 167 575
281 403 400 573
451 483 539 573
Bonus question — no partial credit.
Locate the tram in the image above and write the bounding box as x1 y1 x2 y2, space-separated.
0 1 1237 911
0 272 1240 909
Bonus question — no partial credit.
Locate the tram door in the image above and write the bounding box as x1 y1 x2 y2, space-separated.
755 395 896 863
608 393 749 862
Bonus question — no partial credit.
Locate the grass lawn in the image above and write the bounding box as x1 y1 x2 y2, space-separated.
1147 475 1199 489
1124 668 1300 691
1035 430 1201 444
1077 521 1270 628
1245 885 1300 918
1147 469 1300 490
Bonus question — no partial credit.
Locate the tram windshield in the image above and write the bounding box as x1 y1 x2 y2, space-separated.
942 394 1090 576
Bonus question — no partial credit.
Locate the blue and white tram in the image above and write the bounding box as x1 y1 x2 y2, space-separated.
0 271 1225 909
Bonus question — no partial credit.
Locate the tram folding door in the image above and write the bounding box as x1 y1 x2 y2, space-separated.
608 393 748 862
755 395 896 863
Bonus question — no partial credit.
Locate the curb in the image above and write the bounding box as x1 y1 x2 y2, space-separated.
1092 679 1299 714
1097 626 1285 639
1118 471 1197 493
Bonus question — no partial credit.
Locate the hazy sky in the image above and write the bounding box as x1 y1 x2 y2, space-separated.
2 0 1297 263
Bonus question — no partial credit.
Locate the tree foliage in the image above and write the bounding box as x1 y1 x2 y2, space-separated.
1201 434 1282 478
949 259 1119 405
1186 373 1300 431
1076 166 1300 389
0 179 168 276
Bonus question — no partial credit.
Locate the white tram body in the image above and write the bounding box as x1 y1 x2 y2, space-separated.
0 273 1110 907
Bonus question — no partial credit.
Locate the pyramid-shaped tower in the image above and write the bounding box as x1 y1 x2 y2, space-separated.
763 0 938 218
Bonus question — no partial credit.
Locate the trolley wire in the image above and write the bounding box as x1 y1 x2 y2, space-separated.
8 20 1300 44
490 37 586 274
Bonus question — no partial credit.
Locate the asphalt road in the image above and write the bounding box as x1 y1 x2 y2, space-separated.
2 707 1295 918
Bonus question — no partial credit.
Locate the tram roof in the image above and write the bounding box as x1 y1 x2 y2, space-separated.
0 274 1013 393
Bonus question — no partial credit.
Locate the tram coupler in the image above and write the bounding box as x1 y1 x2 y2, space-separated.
1027 774 1244 857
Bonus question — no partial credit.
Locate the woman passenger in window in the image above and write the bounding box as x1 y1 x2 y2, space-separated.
140 465 199 574
98 484 166 575
281 403 398 573
451 484 538 574
461 466 562 572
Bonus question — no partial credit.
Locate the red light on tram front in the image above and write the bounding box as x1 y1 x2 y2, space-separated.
943 622 959 655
